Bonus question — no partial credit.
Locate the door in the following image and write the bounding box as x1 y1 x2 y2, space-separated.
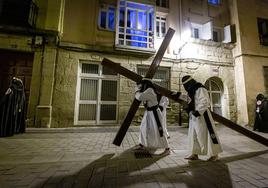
205 77 223 115
0 50 34 111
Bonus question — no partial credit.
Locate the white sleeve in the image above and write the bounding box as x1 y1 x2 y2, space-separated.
135 88 155 102
159 96 169 108
179 93 191 104
195 87 210 115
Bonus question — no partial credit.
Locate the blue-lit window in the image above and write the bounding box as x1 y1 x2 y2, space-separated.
99 5 115 31
117 1 154 49
208 0 220 5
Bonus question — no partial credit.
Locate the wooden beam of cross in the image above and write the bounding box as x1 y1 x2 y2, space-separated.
106 28 175 146
101 62 268 147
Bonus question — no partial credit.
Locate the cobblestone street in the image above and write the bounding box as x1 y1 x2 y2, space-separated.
0 126 267 188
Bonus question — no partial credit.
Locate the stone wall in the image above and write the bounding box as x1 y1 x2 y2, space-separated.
231 0 268 126
50 39 236 127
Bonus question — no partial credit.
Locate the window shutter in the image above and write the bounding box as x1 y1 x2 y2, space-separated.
201 21 213 40
223 25 236 43
182 20 192 41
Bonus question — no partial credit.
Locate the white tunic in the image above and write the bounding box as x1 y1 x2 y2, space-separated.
135 88 169 149
180 87 222 157
159 96 170 138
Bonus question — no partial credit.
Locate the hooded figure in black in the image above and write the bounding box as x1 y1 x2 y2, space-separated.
134 78 170 155
173 75 222 161
0 77 26 137
253 93 268 133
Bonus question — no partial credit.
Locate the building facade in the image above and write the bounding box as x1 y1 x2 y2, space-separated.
0 0 267 128
230 0 268 125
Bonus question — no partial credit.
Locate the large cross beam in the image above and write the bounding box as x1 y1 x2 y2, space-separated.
101 59 268 147
108 28 175 146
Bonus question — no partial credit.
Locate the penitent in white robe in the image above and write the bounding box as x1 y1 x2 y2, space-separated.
179 87 222 157
135 88 169 149
159 96 170 138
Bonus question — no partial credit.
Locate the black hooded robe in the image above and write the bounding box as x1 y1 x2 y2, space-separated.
0 78 26 137
254 98 268 133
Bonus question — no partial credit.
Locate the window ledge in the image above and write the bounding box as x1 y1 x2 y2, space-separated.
156 6 169 14
189 38 234 48
115 45 156 55
97 27 115 32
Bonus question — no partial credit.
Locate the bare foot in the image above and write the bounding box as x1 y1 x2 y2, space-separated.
207 155 219 161
133 144 145 151
184 154 199 160
162 148 170 155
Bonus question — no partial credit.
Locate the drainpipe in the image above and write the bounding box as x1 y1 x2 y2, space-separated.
178 0 183 126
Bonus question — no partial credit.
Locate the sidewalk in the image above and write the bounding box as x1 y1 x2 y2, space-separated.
0 125 267 188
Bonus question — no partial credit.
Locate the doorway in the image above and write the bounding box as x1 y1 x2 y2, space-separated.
205 77 223 115
0 50 34 111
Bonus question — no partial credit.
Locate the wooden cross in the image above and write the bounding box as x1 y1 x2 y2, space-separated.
102 30 268 147
107 28 175 146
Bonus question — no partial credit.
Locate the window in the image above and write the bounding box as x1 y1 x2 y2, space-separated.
156 16 166 38
257 18 268 46
264 67 268 94
192 28 200 39
116 1 154 49
208 0 220 5
205 78 223 115
213 28 222 42
137 65 170 89
156 0 169 8
190 22 213 40
75 61 119 125
222 25 236 43
213 31 218 42
99 5 115 31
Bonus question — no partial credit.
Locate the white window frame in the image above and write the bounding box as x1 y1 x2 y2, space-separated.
74 61 119 125
190 21 213 40
116 0 155 51
156 15 167 38
98 4 116 31
137 65 170 89
205 79 222 115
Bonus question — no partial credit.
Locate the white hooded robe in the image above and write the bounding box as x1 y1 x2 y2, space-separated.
135 88 169 149
180 87 222 157
159 96 170 138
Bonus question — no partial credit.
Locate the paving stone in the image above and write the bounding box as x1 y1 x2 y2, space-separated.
0 126 267 187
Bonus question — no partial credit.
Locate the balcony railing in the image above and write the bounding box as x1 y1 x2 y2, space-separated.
0 0 38 27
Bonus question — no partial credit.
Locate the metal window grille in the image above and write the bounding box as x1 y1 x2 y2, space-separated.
75 61 119 125
137 65 170 89
117 0 155 49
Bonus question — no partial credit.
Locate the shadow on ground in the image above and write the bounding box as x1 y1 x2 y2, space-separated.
31 149 267 188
